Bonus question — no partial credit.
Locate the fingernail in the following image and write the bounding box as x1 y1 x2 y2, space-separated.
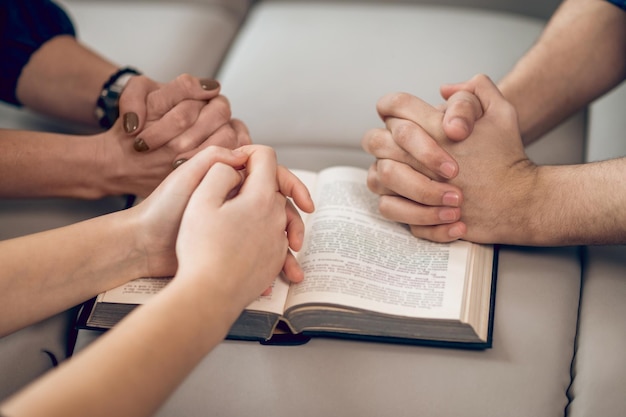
440 161 457 179
200 78 220 91
442 191 460 207
123 112 139 134
133 138 150 152
449 117 468 134
449 225 464 239
439 208 458 222
172 158 187 169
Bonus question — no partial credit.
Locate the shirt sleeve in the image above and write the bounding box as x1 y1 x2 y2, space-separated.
606 0 626 11
0 0 76 106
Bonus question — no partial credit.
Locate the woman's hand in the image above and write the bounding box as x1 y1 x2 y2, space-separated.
95 114 249 198
120 74 250 154
127 144 313 305
127 146 249 278
174 145 314 310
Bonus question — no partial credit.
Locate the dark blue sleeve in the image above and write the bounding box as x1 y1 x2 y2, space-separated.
606 0 626 11
0 0 76 106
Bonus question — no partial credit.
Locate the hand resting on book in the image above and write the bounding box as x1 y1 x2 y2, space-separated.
0 144 314 417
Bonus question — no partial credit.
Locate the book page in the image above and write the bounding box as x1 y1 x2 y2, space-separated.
99 274 291 316
285 166 470 320
246 275 291 315
94 169 308 317
101 277 170 304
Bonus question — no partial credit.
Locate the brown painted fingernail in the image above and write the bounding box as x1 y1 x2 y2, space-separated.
133 138 149 152
200 78 220 91
172 159 187 169
123 112 139 134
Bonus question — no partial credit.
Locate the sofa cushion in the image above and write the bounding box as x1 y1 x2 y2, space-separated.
218 1 585 172
0 0 251 135
57 0 249 82
0 0 251 399
585 82 626 163
566 81 626 417
567 245 626 417
71 246 580 417
269 0 562 20
153 2 586 416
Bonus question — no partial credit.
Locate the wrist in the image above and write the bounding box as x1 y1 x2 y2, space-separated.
90 131 127 197
488 160 542 245
167 271 244 338
95 67 141 129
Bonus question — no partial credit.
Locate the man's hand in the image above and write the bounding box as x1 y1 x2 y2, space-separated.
363 74 537 244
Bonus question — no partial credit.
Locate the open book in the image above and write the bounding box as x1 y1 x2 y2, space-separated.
81 166 497 349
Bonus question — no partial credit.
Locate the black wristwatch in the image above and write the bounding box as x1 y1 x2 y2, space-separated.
95 67 142 129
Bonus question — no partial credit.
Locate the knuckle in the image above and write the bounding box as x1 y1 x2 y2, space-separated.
168 137 190 154
388 92 413 110
363 129 390 154
365 166 383 194
473 73 492 84
175 73 197 93
208 125 238 149
375 159 395 185
378 92 412 114
169 106 195 131
377 195 395 216
210 96 233 122
392 122 414 148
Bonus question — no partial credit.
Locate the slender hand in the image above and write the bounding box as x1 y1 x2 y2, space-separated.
0 145 314 417
0 146 250 336
120 75 251 156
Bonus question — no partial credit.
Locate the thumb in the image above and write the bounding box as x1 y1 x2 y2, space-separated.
441 74 504 112
439 74 503 141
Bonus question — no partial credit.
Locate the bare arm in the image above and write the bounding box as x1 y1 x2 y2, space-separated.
526 158 626 245
14 35 243 155
0 146 249 334
16 35 117 126
498 0 626 144
0 145 313 417
370 75 626 245
0 210 143 336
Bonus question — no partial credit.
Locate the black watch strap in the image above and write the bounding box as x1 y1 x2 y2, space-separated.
95 67 141 129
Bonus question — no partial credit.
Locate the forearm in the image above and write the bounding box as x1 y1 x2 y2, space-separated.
498 0 626 144
523 157 626 245
0 210 143 336
16 35 118 126
0 129 114 199
1 277 238 417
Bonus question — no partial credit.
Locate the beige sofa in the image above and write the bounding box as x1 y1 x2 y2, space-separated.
1 1 624 416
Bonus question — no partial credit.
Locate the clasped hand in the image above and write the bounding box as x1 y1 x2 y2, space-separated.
363 74 537 245
129 144 314 310
98 74 251 197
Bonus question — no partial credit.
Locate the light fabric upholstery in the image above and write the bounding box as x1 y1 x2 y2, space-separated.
4 0 623 415
567 245 626 417
0 197 125 399
268 0 562 20
585 81 626 163
566 81 626 417
0 0 247 400
98 2 583 416
217 1 585 172
74 246 581 417
0 312 75 400
56 0 249 82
